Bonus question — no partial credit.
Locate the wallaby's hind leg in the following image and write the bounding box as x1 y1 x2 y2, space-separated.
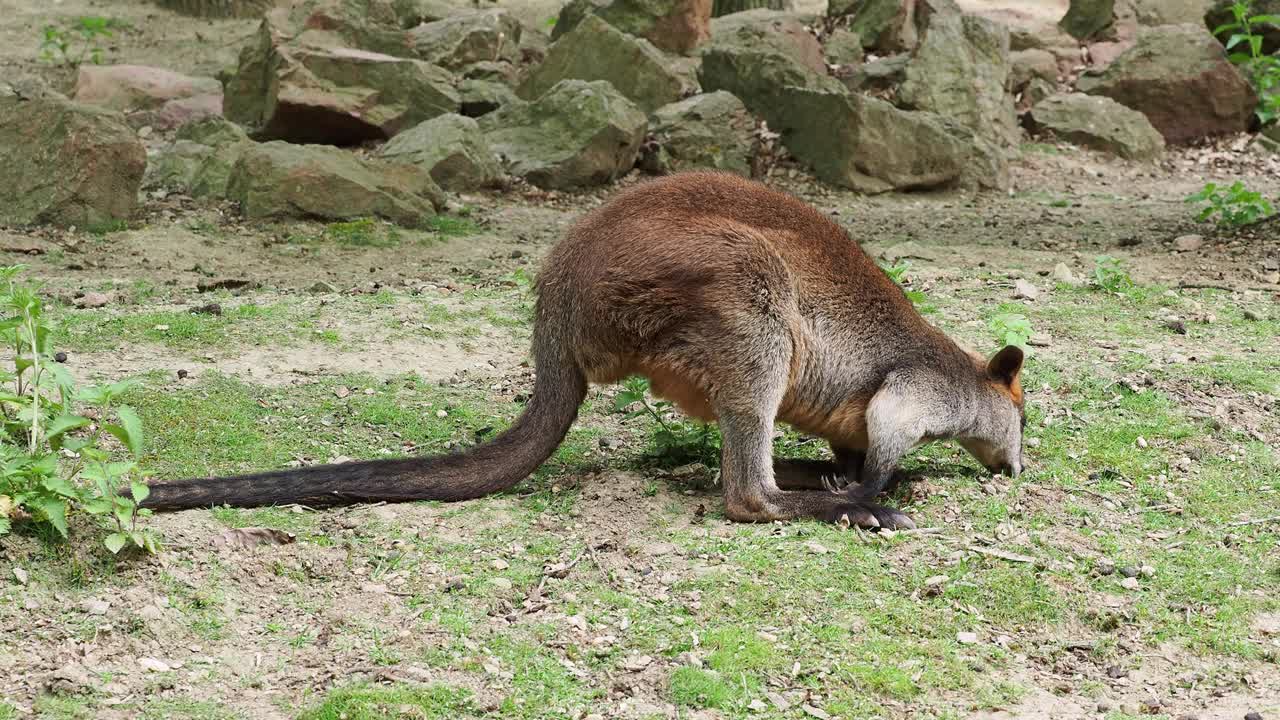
715 372 914 530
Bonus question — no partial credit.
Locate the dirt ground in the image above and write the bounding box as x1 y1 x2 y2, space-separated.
2 1 1280 720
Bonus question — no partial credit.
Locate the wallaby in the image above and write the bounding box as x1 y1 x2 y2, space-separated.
140 171 1027 530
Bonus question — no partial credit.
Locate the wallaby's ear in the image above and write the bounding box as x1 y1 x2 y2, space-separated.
987 345 1024 385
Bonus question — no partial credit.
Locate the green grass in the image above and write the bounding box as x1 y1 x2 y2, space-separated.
296 684 478 720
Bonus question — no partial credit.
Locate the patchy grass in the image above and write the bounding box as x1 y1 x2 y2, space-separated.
296 683 478 720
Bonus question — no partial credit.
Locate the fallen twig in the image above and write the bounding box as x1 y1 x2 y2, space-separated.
967 545 1037 564
1224 514 1280 528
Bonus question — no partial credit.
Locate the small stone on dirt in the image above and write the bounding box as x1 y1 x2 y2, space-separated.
1028 333 1053 347
1119 566 1139 578
1136 436 1148 448
138 657 171 672
1245 712 1264 720
1120 577 1140 590
75 292 110 308
622 654 653 671
54 352 68 363
1013 279 1040 300
766 691 791 711
1164 319 1187 335
491 577 513 590
805 541 832 555
308 281 337 294
1139 564 1155 578
956 631 979 645
12 567 28 585
491 559 510 570
1097 558 1116 575
80 598 110 615
1052 262 1080 285
1173 234 1203 252
802 706 832 720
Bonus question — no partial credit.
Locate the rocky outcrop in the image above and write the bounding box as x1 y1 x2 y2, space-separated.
518 15 695 112
152 0 283 18
829 0 919 53
479 80 647 189
0 85 145 227
643 91 756 176
224 21 459 144
769 86 994 193
552 0 712 55
899 7 1018 147
375 113 503 190
698 11 841 127
72 65 221 112
1076 24 1257 143
1029 93 1165 160
226 141 445 225
144 117 252 198
409 9 523 70
1059 0 1116 40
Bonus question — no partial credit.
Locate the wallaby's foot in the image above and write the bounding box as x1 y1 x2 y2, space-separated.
819 500 916 530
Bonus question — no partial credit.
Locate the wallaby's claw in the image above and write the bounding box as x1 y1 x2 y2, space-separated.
824 502 914 530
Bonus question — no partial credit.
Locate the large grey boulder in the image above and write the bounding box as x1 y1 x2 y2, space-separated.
644 91 756 176
1030 93 1165 160
72 64 221 112
1059 0 1116 40
898 6 1018 148
458 78 519 117
0 86 145 227
519 15 695 112
479 79 647 189
144 117 253 198
829 0 919 53
698 11 842 128
708 10 826 72
769 86 985 193
552 0 712 55
224 20 459 144
409 9 523 70
226 141 445 225
374 113 503 190
1076 24 1257 143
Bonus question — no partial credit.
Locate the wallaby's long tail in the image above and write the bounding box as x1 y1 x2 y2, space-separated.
139 338 588 511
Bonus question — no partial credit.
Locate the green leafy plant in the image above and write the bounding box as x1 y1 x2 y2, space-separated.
1186 181 1276 228
1212 1 1280 124
988 312 1033 351
1091 255 1135 293
879 260 936 313
38 16 119 67
0 266 158 554
614 377 721 468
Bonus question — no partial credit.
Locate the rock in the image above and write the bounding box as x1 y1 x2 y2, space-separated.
231 40 459 144
128 93 224 131
1059 0 1116 40
1028 333 1052 347
698 13 842 128
642 91 756 176
1131 0 1216 26
1029 93 1165 161
145 118 252 198
956 631 979 644
899 7 1018 148
73 64 221 114
830 0 919 53
552 0 712 55
519 15 695 112
0 85 146 227
769 87 977 193
805 540 832 554
1206 0 1280 55
81 598 111 615
622 654 654 671
308 280 337 293
1120 576 1140 590
1076 24 1256 144
44 663 93 694
1052 262 1080 285
458 79 519 118
479 80 647 189
152 0 284 18
227 141 445 225
1010 48 1058 90
1014 279 1041 300
1174 234 1204 252
1119 565 1140 578
375 113 502 190
138 657 172 672
824 27 865 67
838 53 909 94
1244 713 1264 720
409 9 523 70
709 10 826 73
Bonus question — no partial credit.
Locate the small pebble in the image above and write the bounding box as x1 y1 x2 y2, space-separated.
1119 566 1140 579
1097 558 1116 575
54 351 68 363
1121 577 1140 591
1244 713 1263 720
1139 564 1155 578
956 631 978 645
1136 436 1149 449
177 369 189 379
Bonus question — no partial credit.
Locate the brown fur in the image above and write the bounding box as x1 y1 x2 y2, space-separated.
139 172 1026 529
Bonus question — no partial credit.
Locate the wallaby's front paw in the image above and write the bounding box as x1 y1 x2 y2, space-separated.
822 502 915 531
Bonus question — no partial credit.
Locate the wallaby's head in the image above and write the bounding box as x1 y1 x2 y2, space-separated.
957 345 1027 477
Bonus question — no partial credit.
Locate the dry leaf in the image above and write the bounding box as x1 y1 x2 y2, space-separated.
210 527 297 550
